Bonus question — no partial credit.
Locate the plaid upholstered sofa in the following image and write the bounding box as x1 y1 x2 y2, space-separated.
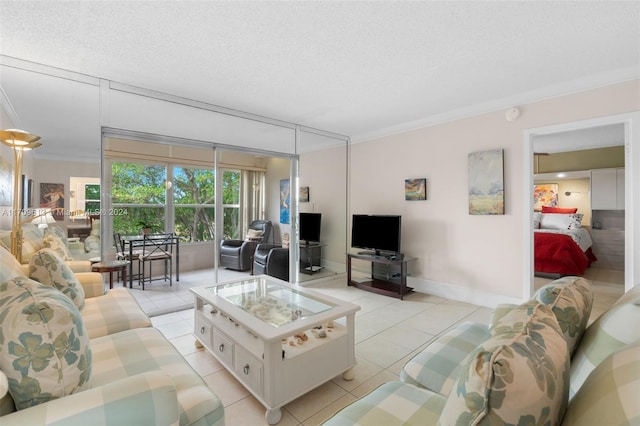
0 246 224 425
0 223 94 272
324 276 640 425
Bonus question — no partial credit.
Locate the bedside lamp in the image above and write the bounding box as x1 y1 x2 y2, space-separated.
0 129 42 263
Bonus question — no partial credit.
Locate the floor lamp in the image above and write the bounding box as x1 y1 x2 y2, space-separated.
0 129 42 263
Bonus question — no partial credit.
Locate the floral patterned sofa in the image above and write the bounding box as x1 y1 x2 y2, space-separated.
324 276 640 425
0 246 224 426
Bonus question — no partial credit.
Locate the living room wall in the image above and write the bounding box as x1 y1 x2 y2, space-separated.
349 79 640 306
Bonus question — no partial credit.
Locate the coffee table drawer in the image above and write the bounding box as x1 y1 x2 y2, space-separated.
213 329 234 367
235 346 263 396
194 315 212 349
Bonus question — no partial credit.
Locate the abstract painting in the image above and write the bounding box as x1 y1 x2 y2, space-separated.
405 178 427 200
533 184 559 211
468 149 504 215
280 179 290 224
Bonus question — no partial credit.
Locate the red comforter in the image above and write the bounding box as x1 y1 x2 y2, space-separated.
534 232 597 276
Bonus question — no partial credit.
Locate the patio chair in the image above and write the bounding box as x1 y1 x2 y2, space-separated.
139 233 174 289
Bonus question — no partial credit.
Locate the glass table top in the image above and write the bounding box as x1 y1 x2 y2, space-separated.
205 277 333 328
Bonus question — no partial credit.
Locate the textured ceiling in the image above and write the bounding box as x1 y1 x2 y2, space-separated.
1 1 639 156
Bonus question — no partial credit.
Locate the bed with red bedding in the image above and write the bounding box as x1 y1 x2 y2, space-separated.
534 229 597 276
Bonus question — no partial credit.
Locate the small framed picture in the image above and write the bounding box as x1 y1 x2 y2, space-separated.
405 178 427 201
300 186 310 202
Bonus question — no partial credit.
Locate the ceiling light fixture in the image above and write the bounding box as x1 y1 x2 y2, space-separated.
0 129 42 262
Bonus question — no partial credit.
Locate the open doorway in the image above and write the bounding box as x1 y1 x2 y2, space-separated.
524 112 639 298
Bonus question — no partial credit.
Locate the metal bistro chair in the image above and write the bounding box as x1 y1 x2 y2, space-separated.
113 232 144 285
139 233 174 289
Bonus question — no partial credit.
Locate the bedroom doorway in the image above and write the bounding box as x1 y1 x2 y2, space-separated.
524 112 640 297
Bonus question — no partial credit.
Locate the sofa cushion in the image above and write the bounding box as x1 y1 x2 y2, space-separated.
439 301 569 426
28 248 85 310
82 288 152 339
401 321 490 395
0 277 92 410
532 276 593 356
323 381 446 425
569 294 640 398
41 234 73 261
90 327 224 425
562 340 640 426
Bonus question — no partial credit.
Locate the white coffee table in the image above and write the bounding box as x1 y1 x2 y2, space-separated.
191 275 360 424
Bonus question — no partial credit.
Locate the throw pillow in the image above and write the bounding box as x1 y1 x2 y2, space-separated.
540 213 578 230
563 341 640 425
569 297 640 398
0 245 26 283
532 276 593 356
44 226 68 247
541 206 578 214
42 234 73 261
29 248 85 310
0 276 92 410
20 224 44 263
84 235 100 253
89 219 100 237
439 301 569 426
245 229 263 241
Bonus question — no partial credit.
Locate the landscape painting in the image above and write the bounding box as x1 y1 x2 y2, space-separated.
405 178 427 200
468 149 504 215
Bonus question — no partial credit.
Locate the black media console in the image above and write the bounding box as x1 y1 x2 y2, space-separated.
347 252 416 300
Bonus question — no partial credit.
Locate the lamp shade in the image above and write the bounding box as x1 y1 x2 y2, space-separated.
0 129 41 147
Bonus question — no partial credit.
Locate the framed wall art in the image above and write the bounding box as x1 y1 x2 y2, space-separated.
40 182 65 219
405 178 427 200
533 183 559 211
280 179 290 224
300 186 309 202
468 148 504 215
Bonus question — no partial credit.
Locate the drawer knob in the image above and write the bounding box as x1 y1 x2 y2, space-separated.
219 343 225 352
243 364 250 375
200 326 206 335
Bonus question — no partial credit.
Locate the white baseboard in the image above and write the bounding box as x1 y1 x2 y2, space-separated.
408 277 524 309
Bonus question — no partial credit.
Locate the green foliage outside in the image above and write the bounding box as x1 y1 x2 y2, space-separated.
111 162 240 242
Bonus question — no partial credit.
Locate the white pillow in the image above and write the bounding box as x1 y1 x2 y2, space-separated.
540 213 572 230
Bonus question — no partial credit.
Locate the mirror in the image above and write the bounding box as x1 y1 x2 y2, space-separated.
2 60 349 284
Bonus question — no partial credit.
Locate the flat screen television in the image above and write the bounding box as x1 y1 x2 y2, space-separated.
351 214 401 256
300 212 322 244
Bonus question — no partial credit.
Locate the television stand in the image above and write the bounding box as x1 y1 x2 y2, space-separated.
347 253 416 300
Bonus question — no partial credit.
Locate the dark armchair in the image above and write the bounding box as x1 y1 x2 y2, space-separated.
219 220 272 271
265 247 289 281
253 243 281 275
254 243 290 281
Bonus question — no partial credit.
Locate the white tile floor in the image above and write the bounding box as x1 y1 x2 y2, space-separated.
125 268 623 426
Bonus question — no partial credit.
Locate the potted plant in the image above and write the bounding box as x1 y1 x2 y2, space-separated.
137 220 158 235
